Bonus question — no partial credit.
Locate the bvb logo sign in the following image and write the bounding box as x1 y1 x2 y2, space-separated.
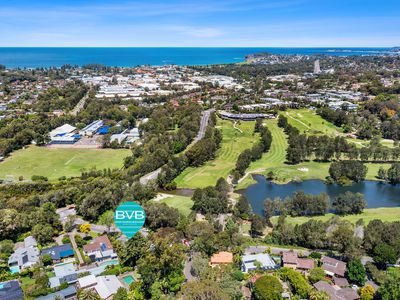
114 201 146 239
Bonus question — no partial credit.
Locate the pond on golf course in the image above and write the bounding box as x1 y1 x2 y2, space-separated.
242 175 400 216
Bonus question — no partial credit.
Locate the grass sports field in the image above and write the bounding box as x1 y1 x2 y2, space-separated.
0 146 131 181
175 118 258 188
153 194 194 217
236 114 392 189
270 207 400 226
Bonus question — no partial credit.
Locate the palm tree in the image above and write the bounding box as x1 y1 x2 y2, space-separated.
78 289 101 300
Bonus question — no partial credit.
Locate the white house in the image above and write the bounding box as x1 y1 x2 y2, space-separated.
95 276 125 299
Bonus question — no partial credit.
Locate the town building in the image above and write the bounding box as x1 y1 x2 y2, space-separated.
218 110 275 121
8 236 40 273
79 120 103 136
209 251 233 267
241 253 279 273
49 124 80 144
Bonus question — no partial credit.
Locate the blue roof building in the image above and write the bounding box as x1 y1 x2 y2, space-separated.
42 244 74 261
36 286 77 300
0 280 24 300
98 126 110 135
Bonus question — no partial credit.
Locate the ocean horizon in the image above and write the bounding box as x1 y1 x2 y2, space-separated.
0 47 394 68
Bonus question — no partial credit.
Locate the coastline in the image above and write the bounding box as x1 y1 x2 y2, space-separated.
0 47 395 69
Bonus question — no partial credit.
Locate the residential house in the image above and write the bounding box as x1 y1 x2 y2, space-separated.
94 275 125 299
0 280 24 300
321 256 347 278
333 277 349 287
83 235 117 262
56 205 77 225
282 251 315 272
77 274 97 289
36 286 77 300
49 262 78 288
209 251 233 267
42 244 74 262
8 236 40 273
241 253 279 273
314 280 359 300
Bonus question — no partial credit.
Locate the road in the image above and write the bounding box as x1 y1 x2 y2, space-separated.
139 108 214 185
183 258 196 282
69 231 85 266
192 108 215 143
69 89 90 116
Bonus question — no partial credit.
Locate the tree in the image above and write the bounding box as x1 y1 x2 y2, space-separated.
0 240 14 256
251 214 265 236
144 202 180 230
378 268 400 300
279 267 311 298
359 285 375 300
78 289 101 300
329 160 367 183
178 279 229 300
32 224 54 245
309 289 330 300
347 259 366 286
373 244 397 268
42 254 53 266
308 267 326 284
263 198 280 221
377 167 387 180
387 163 400 184
79 223 91 234
235 195 251 218
98 210 114 231
332 192 366 215
254 275 283 300
113 287 128 300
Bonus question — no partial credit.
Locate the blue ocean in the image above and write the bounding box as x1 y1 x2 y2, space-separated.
0 47 393 68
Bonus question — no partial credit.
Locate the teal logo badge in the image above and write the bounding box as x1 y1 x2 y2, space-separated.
114 201 146 239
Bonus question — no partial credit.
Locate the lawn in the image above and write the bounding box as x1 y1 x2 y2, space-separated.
154 194 194 216
270 207 400 226
235 119 392 189
175 118 258 188
0 146 132 182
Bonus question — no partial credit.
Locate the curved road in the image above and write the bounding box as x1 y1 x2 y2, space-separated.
139 108 215 185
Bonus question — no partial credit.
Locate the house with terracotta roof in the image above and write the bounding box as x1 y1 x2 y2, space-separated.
83 235 117 263
321 256 347 278
282 251 314 272
209 251 233 267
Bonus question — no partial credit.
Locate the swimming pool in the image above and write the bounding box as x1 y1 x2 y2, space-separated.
98 259 119 267
9 266 20 274
123 275 134 285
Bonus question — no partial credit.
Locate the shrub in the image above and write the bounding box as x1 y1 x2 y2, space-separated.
254 275 283 300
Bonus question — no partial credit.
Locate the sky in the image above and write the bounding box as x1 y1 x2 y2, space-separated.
1 0 399 47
